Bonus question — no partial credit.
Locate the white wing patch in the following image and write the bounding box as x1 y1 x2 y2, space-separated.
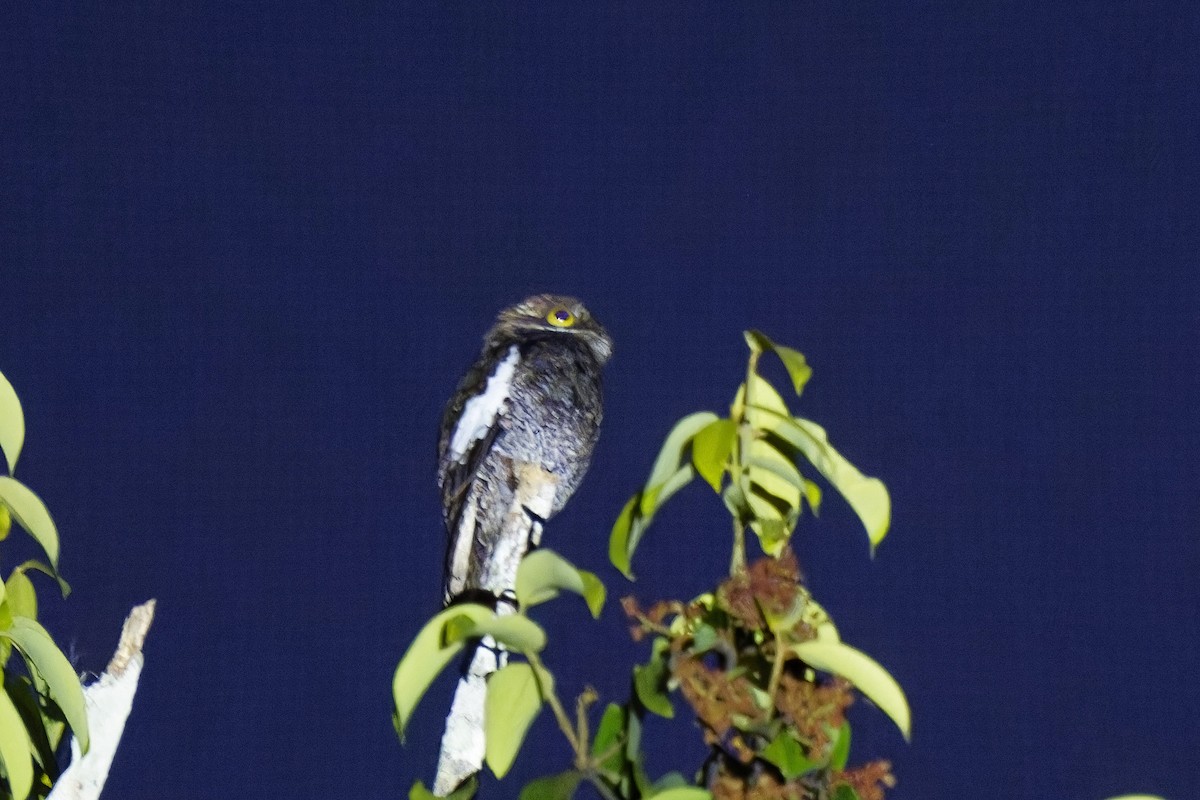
444 491 478 602
449 344 520 462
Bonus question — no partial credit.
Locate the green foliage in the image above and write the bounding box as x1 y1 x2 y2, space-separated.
393 603 497 740
515 549 605 619
789 640 909 741
485 663 545 778
610 412 715 579
392 549 596 744
631 639 673 719
610 331 891 578
0 370 89 800
0 373 24 476
622 550 903 799
395 334 901 800
2 619 89 752
519 771 583 800
829 721 851 770
761 731 817 781
0 688 34 800
0 479 60 572
650 790 712 800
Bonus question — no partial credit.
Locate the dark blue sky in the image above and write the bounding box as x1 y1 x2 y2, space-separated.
2 3 1197 799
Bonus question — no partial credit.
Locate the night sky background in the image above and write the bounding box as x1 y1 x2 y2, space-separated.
2 3 1198 799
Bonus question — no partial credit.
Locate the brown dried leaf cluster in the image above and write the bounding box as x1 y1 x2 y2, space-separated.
621 596 681 642
674 656 763 762
775 674 853 751
833 762 897 800
716 550 803 630
711 766 810 800
623 549 895 800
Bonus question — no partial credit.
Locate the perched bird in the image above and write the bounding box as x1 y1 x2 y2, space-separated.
433 294 612 795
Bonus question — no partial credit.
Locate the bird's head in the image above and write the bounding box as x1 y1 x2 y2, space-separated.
491 294 613 364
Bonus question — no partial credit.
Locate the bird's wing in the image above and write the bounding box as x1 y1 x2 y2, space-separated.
438 344 521 599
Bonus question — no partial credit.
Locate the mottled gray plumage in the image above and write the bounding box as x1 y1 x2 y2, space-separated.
431 295 611 794
437 294 612 605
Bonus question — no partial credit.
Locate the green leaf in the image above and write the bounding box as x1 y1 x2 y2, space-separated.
392 604 495 740
577 571 606 619
802 479 822 514
2 616 88 753
591 702 627 772
644 412 720 501
4 672 58 774
744 329 771 354
745 330 812 396
633 663 673 718
610 464 696 580
0 580 9 631
829 720 851 770
409 781 437 800
745 482 795 558
516 549 605 619
622 708 644 795
609 410 718 578
772 345 813 397
691 419 736 493
0 371 24 475
0 478 59 570
790 640 910 741
410 776 478 800
647 789 711 800
0 687 34 800
732 374 791 428
13 560 69 599
450 613 548 654
762 730 818 780
485 663 544 778
632 760 655 800
642 464 697 519
690 624 718 653
831 785 860 800
757 411 891 552
721 481 750 520
652 773 689 793
609 495 639 579
0 503 9 541
633 639 674 719
520 771 583 800
5 570 37 620
746 441 805 507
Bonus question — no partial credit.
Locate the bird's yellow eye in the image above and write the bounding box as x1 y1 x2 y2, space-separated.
546 307 576 328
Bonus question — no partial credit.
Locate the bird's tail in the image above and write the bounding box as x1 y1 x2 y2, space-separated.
432 638 506 796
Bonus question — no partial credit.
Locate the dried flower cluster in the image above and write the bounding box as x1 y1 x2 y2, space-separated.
625 550 895 800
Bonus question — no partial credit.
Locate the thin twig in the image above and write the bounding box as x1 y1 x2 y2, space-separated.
766 630 786 709
526 651 581 755
575 687 597 757
585 773 623 800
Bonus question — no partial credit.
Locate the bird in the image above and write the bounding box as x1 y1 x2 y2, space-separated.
432 294 612 795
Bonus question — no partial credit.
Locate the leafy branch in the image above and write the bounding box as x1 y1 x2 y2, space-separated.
394 332 905 800
0 371 90 800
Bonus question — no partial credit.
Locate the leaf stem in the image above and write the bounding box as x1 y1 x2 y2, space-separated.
585 773 622 800
576 687 597 757
730 516 745 575
766 630 786 710
526 651 582 757
729 347 761 574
